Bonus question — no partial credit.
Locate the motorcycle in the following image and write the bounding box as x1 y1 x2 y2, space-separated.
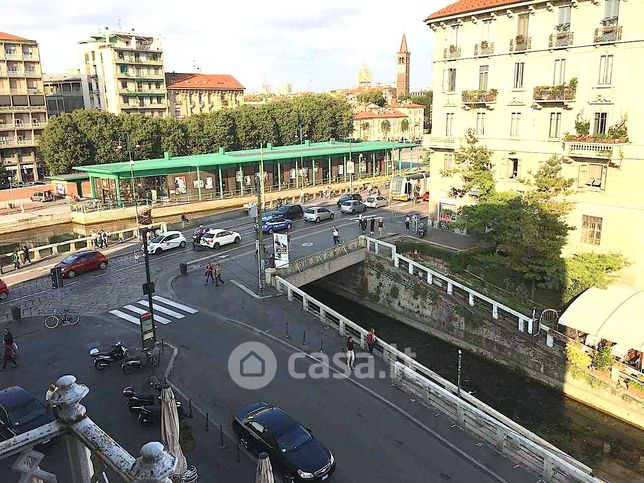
418 222 427 238
90 341 127 370
123 378 165 412
192 226 206 248
121 347 159 375
131 400 190 427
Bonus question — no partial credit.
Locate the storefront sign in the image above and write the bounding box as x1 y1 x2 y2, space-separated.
346 161 355 174
174 176 187 194
273 233 289 268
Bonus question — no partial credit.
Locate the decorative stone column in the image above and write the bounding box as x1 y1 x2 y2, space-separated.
130 442 177 483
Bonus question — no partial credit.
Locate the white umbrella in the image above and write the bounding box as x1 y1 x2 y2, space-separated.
255 452 275 483
160 386 188 478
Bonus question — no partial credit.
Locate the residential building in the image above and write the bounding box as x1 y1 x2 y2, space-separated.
396 34 411 97
358 64 373 89
425 0 644 287
0 31 47 181
43 69 85 116
278 83 293 96
78 28 167 116
166 73 244 119
354 102 424 141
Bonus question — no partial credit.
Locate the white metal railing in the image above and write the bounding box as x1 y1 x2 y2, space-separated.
273 275 594 481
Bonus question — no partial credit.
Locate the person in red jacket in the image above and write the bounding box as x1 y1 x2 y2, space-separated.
204 262 215 286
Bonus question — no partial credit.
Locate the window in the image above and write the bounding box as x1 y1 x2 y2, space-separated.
444 153 454 171
598 55 613 85
476 112 486 136
581 215 602 245
558 6 571 30
450 25 460 46
443 68 457 92
594 112 608 135
604 0 620 22
510 112 521 137
507 158 520 179
445 113 454 136
578 163 606 189
513 62 525 89
121 81 127 89
479 65 489 90
517 13 529 37
549 112 562 138
481 19 493 42
553 59 566 85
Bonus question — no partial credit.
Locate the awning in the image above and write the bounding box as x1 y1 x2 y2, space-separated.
558 286 644 351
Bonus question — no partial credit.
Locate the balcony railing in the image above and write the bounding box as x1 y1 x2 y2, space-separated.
462 89 497 106
594 25 622 43
7 70 24 77
549 31 574 48
0 123 15 130
474 41 494 56
533 83 576 103
564 138 627 159
509 36 532 52
443 45 462 59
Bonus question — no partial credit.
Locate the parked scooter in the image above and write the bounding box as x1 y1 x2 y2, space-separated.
417 222 427 238
130 400 190 427
90 341 127 370
121 347 159 375
123 378 165 412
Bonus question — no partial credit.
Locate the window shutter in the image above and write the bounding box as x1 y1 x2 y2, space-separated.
442 69 447 92
577 164 589 188
600 165 608 191
506 159 514 178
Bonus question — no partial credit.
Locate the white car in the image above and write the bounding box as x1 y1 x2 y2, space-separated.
365 196 388 208
303 206 335 223
144 231 187 254
200 228 241 249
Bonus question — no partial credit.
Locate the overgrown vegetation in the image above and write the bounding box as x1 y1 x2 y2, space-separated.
592 345 615 371
356 91 386 107
566 344 591 368
563 253 629 303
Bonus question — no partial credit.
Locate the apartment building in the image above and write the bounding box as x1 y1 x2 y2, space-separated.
0 31 47 182
425 0 644 287
43 70 85 116
354 103 425 141
166 73 244 119
78 29 167 116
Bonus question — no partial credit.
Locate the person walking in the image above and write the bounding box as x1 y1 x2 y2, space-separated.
378 218 384 237
214 263 224 286
405 214 411 232
204 262 215 285
100 230 109 248
360 217 367 235
3 328 13 346
97 230 104 248
91 232 99 249
369 217 375 236
366 328 377 356
11 250 20 270
346 336 356 369
332 226 341 246
1 340 18 371
22 246 31 265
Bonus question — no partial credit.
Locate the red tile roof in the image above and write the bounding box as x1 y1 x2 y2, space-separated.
427 0 524 21
354 110 407 121
389 102 425 109
0 31 33 42
166 73 244 91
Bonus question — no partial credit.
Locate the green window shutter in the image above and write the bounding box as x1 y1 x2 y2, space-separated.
120 65 128 74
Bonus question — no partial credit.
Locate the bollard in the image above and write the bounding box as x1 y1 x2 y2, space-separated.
219 425 224 448
205 412 209 432
302 330 306 347
236 443 241 463
161 339 165 355
320 339 324 353
179 262 188 276
285 322 290 339
188 399 193 418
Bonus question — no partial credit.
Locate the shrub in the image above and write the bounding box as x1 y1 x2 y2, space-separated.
566 344 591 368
592 345 614 371
389 285 399 299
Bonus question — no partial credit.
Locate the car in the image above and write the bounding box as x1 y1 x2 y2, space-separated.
200 228 241 249
263 204 304 222
365 196 388 208
27 181 47 186
340 200 367 214
262 216 293 234
336 193 362 208
144 231 187 255
0 386 53 441
422 192 430 202
233 402 335 482
303 207 334 223
54 250 108 278
0 279 7 300
30 190 54 202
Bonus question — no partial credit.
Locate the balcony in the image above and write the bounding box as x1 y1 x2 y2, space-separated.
509 36 532 52
533 81 576 106
7 70 24 77
594 25 622 44
549 31 574 49
474 41 494 56
443 45 461 60
426 136 458 150
0 123 15 130
563 137 627 159
462 89 497 108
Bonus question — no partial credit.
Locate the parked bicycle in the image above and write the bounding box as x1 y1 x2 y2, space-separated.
122 347 160 375
44 308 80 329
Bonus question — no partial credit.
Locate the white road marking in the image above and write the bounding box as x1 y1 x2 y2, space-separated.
230 280 273 299
122 303 172 324
109 309 141 325
137 300 185 319
151 295 198 313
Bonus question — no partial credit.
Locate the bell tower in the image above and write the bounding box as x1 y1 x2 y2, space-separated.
396 34 410 98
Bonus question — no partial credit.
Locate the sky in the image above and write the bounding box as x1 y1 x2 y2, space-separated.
4 0 454 93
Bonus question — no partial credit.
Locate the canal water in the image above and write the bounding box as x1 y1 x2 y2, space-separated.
304 285 644 483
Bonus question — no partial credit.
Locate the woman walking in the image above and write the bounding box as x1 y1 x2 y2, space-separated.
346 336 356 369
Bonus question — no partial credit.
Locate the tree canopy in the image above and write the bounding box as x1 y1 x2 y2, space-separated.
399 91 432 131
443 129 496 201
356 91 386 107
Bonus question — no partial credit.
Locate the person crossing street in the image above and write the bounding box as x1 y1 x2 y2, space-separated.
332 226 341 245
204 262 215 285
214 263 224 287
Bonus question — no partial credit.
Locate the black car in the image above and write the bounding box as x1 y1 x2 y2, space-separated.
336 193 362 208
233 402 335 482
0 386 53 440
263 204 304 222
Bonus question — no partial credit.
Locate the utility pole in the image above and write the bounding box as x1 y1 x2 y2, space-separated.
256 145 266 294
139 227 157 345
457 349 462 397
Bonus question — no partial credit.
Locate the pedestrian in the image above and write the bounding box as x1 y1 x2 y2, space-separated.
91 231 99 248
3 328 13 346
45 383 57 407
405 214 411 232
181 213 189 224
1 340 18 371
19 202 24 213
332 226 341 246
366 328 377 356
360 218 367 235
204 262 215 285
100 230 109 248
22 246 31 265
370 218 375 236
378 218 384 237
11 249 20 270
97 230 104 248
214 263 224 286
346 336 356 369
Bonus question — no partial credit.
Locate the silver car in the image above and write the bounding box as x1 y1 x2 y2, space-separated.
341 200 367 214
304 206 335 223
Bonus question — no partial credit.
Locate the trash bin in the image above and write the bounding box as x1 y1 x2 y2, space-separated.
11 306 21 321
179 263 188 276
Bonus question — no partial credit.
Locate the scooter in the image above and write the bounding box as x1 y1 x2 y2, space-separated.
90 342 127 370
131 401 190 427
121 347 159 375
123 378 165 412
418 222 427 238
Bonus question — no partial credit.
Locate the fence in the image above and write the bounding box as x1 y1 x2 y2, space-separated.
275 237 366 278
272 274 595 482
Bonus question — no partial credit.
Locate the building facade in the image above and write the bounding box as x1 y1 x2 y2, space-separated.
78 29 167 116
396 34 411 97
425 0 644 287
354 103 425 141
0 31 47 181
43 70 85 116
166 73 244 119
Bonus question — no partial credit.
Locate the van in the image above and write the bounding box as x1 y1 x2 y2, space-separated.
30 191 54 202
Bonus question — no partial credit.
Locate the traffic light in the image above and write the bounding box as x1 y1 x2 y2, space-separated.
50 267 63 289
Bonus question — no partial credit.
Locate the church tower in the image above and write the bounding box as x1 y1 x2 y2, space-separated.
396 34 410 98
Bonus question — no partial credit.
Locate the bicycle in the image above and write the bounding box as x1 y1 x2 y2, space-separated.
44 308 80 329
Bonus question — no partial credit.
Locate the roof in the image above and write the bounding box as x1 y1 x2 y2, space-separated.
399 34 409 53
73 139 417 177
389 103 425 109
426 0 525 21
43 71 82 83
46 173 89 182
166 73 244 91
558 286 644 351
354 111 407 120
0 31 33 42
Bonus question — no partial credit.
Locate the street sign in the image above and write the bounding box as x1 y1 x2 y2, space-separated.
273 233 290 268
346 161 355 174
142 282 155 296
248 204 258 219
139 312 155 349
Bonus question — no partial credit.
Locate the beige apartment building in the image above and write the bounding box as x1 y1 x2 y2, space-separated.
78 29 167 116
43 69 85 117
0 31 47 182
354 103 425 141
425 0 644 288
166 73 244 119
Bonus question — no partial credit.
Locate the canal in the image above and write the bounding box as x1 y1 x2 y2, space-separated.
304 284 644 483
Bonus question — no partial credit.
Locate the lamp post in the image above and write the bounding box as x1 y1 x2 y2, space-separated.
457 349 462 397
256 145 266 295
118 134 140 225
348 138 353 192
139 226 157 346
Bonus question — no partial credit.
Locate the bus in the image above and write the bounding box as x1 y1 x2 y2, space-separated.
389 172 430 201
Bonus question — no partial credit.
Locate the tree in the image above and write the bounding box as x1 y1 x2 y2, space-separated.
401 119 409 133
359 121 370 138
563 252 629 302
400 91 432 131
357 91 386 107
443 129 495 201
39 113 92 174
421 149 431 170
523 154 575 216
380 120 391 140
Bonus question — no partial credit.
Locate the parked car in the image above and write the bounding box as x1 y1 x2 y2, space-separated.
233 402 335 482
200 229 241 249
54 250 108 278
30 190 54 202
0 386 53 441
144 231 187 255
303 207 334 223
262 216 293 234
0 279 7 300
263 204 304 222
336 193 362 208
365 196 388 208
340 200 367 214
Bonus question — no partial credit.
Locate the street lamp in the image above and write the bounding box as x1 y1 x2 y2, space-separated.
296 125 307 190
7 176 14 209
118 134 140 225
255 144 267 294
457 349 462 397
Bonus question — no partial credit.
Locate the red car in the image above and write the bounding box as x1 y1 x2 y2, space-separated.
0 279 7 300
54 250 108 278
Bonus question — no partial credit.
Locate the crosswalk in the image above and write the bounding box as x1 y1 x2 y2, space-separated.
109 295 198 326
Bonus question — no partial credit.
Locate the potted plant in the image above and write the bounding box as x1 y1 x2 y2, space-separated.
449 44 458 53
516 34 526 44
480 40 489 49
